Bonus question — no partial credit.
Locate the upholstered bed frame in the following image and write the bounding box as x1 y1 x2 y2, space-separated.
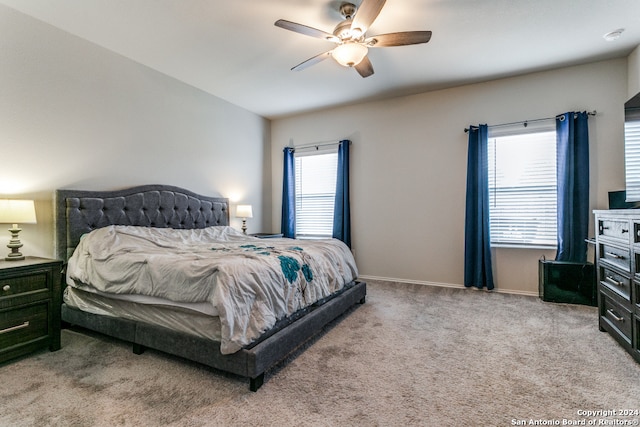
54 184 366 391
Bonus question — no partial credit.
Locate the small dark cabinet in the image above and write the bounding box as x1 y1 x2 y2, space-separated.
539 260 596 306
0 257 63 364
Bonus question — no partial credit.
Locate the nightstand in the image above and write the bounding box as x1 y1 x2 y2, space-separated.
0 257 63 363
251 233 284 239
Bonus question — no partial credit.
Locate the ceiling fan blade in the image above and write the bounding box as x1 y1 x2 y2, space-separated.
351 0 386 33
275 19 339 42
291 50 333 71
365 31 432 47
354 55 374 78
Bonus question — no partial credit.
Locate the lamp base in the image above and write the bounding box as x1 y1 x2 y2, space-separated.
6 224 25 261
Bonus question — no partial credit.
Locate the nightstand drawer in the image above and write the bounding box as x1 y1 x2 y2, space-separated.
1 271 49 296
0 303 49 351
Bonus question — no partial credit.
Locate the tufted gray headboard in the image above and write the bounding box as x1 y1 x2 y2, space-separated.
55 184 229 262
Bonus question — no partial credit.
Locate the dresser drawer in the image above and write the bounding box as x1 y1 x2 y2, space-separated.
599 265 631 302
0 303 49 351
598 243 631 273
599 292 632 344
599 218 631 242
0 271 49 296
634 221 640 245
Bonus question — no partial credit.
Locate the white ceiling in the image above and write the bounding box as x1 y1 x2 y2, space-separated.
3 0 640 119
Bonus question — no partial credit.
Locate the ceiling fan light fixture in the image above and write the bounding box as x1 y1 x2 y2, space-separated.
332 42 368 67
274 0 432 77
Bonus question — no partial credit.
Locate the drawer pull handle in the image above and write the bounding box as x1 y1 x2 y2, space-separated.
602 226 610 230
605 276 623 286
606 309 624 322
0 321 30 335
605 252 625 260
622 229 629 233
2 284 9 292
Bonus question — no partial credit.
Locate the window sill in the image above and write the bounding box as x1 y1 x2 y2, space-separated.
491 243 557 250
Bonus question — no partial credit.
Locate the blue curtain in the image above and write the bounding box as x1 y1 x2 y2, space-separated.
281 147 296 238
464 125 494 290
333 140 351 248
555 112 589 262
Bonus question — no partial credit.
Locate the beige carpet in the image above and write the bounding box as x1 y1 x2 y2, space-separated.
1 280 640 426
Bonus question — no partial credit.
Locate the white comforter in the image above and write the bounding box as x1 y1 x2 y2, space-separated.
66 225 358 354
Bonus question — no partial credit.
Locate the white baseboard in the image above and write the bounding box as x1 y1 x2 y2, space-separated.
357 274 539 298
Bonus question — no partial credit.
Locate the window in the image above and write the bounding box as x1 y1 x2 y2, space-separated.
487 124 557 248
294 148 338 239
624 107 640 201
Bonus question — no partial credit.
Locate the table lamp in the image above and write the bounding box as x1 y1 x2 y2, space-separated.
236 204 253 235
0 199 37 261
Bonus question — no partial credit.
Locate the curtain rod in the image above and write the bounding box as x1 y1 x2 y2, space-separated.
464 110 597 133
285 140 351 151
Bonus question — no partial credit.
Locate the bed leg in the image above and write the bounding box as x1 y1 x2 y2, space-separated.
132 343 145 355
359 296 366 304
249 373 264 392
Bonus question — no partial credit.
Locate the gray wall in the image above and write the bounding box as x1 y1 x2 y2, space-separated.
271 58 629 295
0 5 271 257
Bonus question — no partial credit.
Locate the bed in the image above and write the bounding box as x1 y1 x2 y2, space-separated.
54 184 366 391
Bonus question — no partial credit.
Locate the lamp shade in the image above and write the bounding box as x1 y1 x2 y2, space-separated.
0 199 37 224
332 42 368 67
236 205 253 219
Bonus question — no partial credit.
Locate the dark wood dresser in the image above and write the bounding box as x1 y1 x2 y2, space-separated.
0 257 63 363
594 210 640 363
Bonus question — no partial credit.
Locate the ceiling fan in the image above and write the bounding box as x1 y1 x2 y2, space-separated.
274 0 432 78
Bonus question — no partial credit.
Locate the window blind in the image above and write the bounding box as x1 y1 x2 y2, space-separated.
487 129 557 247
624 108 640 201
294 149 338 238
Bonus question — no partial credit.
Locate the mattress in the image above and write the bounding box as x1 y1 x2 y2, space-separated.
71 286 219 316
64 286 221 341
